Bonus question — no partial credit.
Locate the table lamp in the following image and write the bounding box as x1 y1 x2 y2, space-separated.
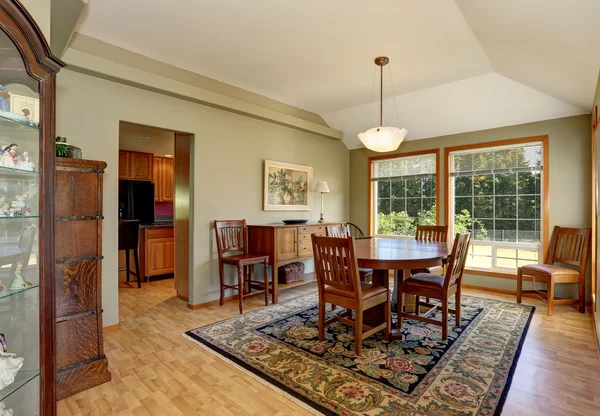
314 181 330 223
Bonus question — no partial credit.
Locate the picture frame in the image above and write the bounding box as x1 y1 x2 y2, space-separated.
264 160 313 211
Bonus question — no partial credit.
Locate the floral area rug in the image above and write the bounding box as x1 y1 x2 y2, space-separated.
184 293 534 416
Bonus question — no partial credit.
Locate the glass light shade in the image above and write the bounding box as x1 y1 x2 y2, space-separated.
314 181 330 193
358 126 408 152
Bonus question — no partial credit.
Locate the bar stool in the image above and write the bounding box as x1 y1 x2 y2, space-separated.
118 220 142 288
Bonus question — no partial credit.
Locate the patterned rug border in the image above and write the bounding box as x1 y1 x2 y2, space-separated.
183 293 536 416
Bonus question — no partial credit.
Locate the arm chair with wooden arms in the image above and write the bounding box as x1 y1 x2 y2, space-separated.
312 234 390 355
411 224 449 275
214 219 269 314
326 225 372 282
517 226 591 315
344 222 371 240
397 232 471 340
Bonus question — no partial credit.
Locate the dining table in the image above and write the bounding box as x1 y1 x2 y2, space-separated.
353 237 453 340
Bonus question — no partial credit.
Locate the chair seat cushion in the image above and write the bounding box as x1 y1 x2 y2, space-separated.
324 282 387 299
404 273 446 289
411 266 443 275
520 263 580 277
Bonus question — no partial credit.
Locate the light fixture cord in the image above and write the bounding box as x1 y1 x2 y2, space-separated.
388 64 401 126
369 66 376 128
380 63 383 127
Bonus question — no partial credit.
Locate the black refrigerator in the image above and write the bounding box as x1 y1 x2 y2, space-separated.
119 180 155 224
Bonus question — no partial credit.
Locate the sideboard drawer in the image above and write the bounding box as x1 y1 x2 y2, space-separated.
299 225 326 234
298 232 325 242
298 240 313 257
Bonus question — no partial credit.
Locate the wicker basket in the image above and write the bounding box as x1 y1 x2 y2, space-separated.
278 262 305 284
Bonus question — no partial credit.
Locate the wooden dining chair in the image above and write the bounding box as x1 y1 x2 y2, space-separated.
412 224 449 275
311 234 390 355
326 225 373 282
517 226 591 315
214 220 269 314
397 232 471 340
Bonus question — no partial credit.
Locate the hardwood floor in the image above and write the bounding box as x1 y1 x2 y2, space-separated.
57 280 600 416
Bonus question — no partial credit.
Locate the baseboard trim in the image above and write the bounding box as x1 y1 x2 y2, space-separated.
103 323 121 334
593 311 600 361
177 292 189 302
187 294 237 310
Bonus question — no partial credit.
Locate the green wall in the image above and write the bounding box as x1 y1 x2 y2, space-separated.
350 115 591 296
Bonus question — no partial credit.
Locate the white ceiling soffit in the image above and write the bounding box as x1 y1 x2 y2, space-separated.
75 0 595 148
323 73 586 149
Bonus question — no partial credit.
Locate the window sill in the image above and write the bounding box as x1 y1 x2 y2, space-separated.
465 268 517 279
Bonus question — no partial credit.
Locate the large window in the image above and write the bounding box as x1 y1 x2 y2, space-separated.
371 151 438 236
447 138 548 272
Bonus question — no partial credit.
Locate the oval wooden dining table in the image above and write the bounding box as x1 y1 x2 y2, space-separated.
353 238 453 339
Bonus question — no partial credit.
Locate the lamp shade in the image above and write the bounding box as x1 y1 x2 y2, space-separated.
358 126 407 153
314 181 330 193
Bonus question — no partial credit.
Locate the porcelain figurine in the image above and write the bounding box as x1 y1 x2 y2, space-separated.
0 401 13 416
0 144 17 168
14 194 26 214
8 262 30 291
0 351 24 390
0 196 6 217
16 151 34 171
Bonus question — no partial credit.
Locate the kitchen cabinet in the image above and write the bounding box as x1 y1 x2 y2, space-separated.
152 156 174 202
118 150 153 181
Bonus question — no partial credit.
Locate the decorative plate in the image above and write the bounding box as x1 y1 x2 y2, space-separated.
282 219 309 225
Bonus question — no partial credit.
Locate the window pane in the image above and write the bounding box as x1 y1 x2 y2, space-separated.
495 220 516 242
518 196 541 219
392 212 415 236
473 175 494 196
406 198 421 217
454 153 472 172
473 245 492 256
474 219 493 241
517 146 542 169
391 180 405 198
494 148 517 169
473 151 494 171
377 198 390 215
391 198 405 213
497 248 517 258
378 180 390 198
454 176 472 196
471 255 492 268
455 197 472 216
518 220 540 243
422 177 436 197
497 257 517 269
517 249 538 261
517 172 540 195
496 173 516 195
473 196 493 218
406 179 421 197
422 197 435 212
495 196 517 218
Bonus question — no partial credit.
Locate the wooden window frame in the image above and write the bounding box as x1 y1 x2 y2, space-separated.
444 135 550 278
368 149 441 236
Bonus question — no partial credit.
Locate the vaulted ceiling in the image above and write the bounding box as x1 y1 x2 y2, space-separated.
76 0 599 149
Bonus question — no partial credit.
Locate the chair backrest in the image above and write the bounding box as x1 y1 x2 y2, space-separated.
214 219 248 258
345 222 369 239
326 225 351 238
312 234 361 299
415 224 449 242
118 220 140 250
443 232 471 289
547 226 591 274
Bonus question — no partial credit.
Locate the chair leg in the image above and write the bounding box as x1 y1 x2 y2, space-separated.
263 261 269 306
237 267 244 314
133 248 141 289
397 290 404 339
384 295 391 340
547 276 554 316
441 299 449 340
516 267 523 303
219 262 225 306
331 304 337 311
578 277 585 314
355 309 363 356
318 298 325 341
455 286 461 327
125 249 130 283
415 296 420 316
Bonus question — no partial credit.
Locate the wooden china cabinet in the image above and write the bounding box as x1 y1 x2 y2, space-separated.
0 1 64 415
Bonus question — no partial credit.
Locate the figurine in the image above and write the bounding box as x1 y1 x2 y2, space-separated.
0 196 7 217
0 144 18 168
16 151 34 171
14 194 27 215
0 334 6 353
0 401 13 416
0 351 24 390
8 262 30 291
0 85 9 112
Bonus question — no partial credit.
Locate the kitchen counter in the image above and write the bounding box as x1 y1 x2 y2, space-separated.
140 222 173 229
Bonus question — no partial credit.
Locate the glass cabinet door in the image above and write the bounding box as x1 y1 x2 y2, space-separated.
0 25 43 416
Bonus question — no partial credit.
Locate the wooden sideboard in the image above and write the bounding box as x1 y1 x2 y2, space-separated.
55 158 111 400
248 222 342 303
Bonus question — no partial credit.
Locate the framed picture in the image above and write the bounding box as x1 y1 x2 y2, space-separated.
264 160 312 211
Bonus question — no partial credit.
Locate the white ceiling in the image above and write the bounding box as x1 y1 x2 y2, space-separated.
77 0 597 149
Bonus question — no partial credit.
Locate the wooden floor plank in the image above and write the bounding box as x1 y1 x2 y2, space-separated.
57 279 600 415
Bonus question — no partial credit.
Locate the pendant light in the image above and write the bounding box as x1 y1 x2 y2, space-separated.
358 56 407 152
